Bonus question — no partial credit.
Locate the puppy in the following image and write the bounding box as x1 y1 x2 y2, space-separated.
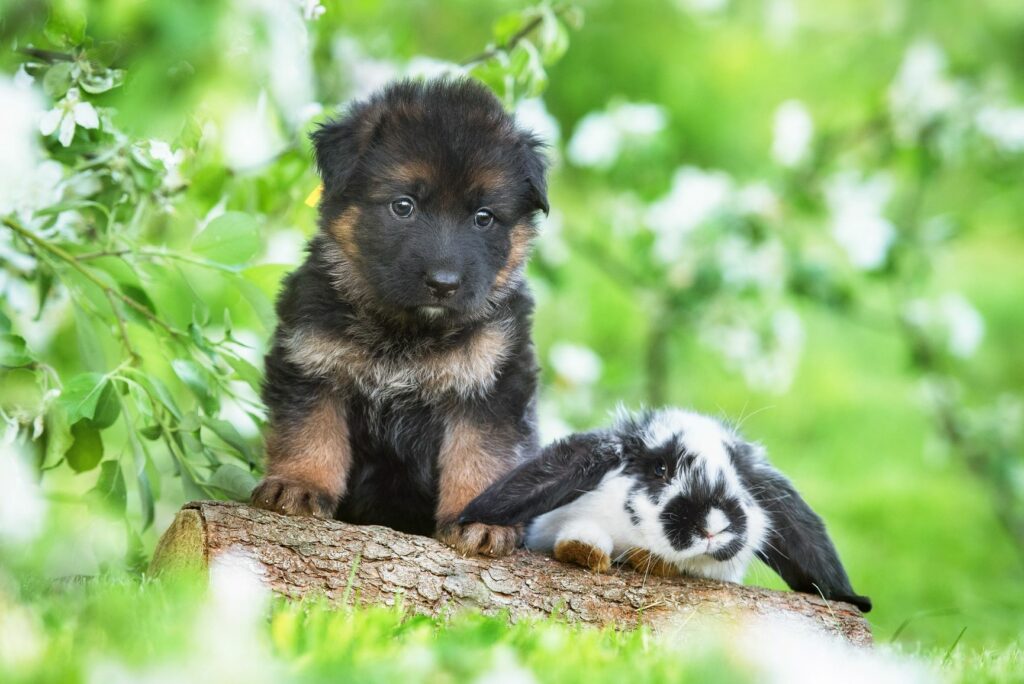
251 78 548 557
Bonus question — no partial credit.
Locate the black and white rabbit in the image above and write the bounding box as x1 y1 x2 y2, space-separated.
459 407 872 612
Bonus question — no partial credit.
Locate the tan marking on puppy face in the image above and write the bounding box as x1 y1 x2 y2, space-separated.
328 206 362 263
283 317 512 401
264 395 351 499
471 166 512 194
493 221 535 291
435 416 511 524
389 159 434 185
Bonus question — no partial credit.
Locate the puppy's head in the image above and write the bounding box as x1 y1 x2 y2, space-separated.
311 78 548 324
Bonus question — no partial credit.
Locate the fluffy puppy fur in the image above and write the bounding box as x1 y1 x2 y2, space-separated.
251 78 548 557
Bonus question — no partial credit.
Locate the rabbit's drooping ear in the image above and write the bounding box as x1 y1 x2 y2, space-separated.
459 430 621 526
730 442 873 613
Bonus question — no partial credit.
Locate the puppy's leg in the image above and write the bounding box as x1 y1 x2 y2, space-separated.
435 416 523 557
553 522 614 574
251 393 351 519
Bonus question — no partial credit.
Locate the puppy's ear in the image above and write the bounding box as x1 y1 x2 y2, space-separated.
731 442 872 613
310 102 383 198
519 133 549 215
459 430 620 526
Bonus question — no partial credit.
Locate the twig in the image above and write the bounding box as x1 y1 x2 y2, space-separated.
2 217 186 339
461 4 568 66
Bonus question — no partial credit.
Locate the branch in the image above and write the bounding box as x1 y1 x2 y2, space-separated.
2 217 186 340
152 501 874 646
461 4 570 66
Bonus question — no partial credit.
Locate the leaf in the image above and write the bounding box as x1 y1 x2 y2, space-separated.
43 62 74 99
140 424 162 440
207 463 258 501
60 373 108 423
191 212 261 265
88 460 127 514
0 334 33 367
72 304 107 372
66 421 104 472
43 404 74 468
224 352 263 394
0 310 11 333
89 379 121 429
127 428 155 529
171 359 218 415
202 417 256 467
134 373 183 420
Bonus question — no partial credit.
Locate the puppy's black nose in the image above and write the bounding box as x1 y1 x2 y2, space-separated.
424 270 460 299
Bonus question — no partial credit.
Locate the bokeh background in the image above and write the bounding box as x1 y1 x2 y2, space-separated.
2 0 1022 681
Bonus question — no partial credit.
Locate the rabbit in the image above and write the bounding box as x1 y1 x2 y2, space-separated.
459 407 872 612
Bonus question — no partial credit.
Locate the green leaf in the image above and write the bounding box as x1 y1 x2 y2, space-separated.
134 373 183 420
171 359 218 415
88 460 127 514
43 404 74 468
224 352 263 394
0 334 33 367
140 424 162 440
207 463 258 501
60 373 108 423
89 380 121 429
191 212 261 265
66 421 104 472
127 428 155 529
202 417 256 467
0 310 11 333
43 62 74 99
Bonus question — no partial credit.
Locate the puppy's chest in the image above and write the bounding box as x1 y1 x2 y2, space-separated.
283 321 511 401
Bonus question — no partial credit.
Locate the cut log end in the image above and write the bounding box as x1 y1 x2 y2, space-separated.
150 501 873 647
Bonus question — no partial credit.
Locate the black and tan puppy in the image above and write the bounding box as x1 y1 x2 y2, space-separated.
251 78 548 557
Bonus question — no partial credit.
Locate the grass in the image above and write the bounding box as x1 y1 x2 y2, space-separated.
0 568 1019 684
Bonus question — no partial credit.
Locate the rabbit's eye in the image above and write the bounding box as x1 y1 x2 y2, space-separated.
653 460 668 479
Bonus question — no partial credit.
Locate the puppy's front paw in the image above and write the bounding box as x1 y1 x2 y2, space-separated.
437 522 521 557
251 476 336 518
622 547 680 577
554 539 611 573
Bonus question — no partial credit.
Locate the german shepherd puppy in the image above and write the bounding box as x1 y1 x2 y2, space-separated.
251 79 548 557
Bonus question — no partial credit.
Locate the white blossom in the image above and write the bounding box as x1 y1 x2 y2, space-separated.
772 100 813 167
473 647 538 684
0 75 46 217
232 0 318 127
38 87 99 147
646 166 734 261
716 236 785 292
764 0 799 44
0 596 46 672
549 343 602 387
675 0 730 14
904 293 985 359
888 40 960 143
975 104 1024 153
701 308 804 393
567 101 666 169
295 0 325 21
824 172 896 270
0 446 47 545
149 140 186 190
515 98 561 146
221 91 287 171
405 56 465 81
333 36 400 99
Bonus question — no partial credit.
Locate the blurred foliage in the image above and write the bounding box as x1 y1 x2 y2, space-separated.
1 0 1023 670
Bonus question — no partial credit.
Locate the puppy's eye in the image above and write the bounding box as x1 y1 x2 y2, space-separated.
474 208 495 228
390 197 415 219
653 460 668 479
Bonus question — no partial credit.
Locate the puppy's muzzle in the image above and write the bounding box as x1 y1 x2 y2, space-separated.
424 270 461 299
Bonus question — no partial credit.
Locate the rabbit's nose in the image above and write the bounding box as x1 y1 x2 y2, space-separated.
703 508 730 537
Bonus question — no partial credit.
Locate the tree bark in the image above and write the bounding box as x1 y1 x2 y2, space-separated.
151 501 872 646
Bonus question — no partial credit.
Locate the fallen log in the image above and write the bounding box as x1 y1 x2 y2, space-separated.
151 501 872 646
